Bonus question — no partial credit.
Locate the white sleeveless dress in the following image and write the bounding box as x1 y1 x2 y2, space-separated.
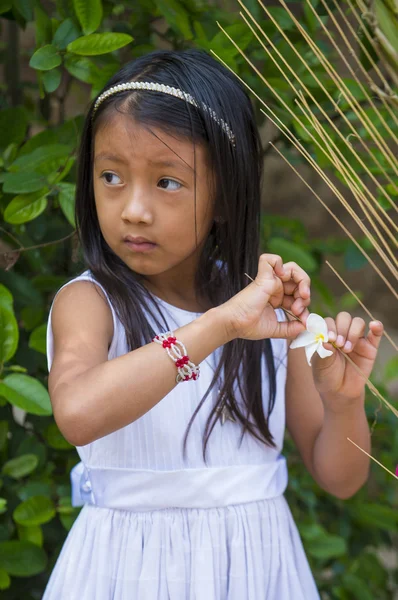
43 271 320 600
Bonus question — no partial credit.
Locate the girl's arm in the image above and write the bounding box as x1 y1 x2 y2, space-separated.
49 254 307 446
286 313 383 499
49 280 229 446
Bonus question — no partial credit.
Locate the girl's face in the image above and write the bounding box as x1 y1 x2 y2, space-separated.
93 113 215 291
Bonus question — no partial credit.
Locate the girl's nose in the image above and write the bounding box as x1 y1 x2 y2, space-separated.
121 188 153 225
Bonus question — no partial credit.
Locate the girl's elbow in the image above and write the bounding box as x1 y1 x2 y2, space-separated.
327 472 370 500
54 403 92 447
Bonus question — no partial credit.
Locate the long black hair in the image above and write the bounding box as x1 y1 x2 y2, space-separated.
75 48 277 457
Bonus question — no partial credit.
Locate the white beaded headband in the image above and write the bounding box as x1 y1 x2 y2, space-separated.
92 81 236 146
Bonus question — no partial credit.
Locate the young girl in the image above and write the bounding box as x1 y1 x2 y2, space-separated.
44 49 383 599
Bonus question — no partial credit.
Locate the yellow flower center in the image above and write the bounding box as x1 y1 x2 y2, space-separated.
315 333 325 343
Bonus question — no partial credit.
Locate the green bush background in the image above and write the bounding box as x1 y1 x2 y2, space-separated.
0 0 397 598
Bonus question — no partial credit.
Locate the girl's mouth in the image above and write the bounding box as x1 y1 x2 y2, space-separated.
124 239 157 253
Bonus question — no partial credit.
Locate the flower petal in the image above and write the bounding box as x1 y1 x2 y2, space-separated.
316 343 334 360
290 331 317 349
305 341 319 366
306 313 328 338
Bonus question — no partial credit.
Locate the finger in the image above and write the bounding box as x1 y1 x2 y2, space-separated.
281 262 311 299
324 317 337 345
335 311 352 348
255 254 279 286
367 320 384 350
290 295 311 315
344 317 366 353
259 254 285 278
270 318 306 340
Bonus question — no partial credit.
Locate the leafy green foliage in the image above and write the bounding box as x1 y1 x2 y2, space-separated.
0 0 396 597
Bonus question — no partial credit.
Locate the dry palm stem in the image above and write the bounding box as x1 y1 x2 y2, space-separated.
237 4 398 226
338 0 398 125
326 260 398 352
294 95 398 273
268 135 398 300
308 0 398 157
213 22 398 272
211 47 398 300
295 92 398 270
347 438 398 481
243 273 397 417
276 0 398 182
262 102 398 292
250 0 398 210
261 101 398 291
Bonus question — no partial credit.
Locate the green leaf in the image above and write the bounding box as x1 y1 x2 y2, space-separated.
0 541 47 576
7 365 27 373
375 0 398 55
2 171 47 194
305 532 347 560
64 54 98 83
384 356 398 382
0 498 7 514
43 68 62 93
354 502 398 531
0 107 28 151
4 189 48 224
0 285 13 312
53 17 81 50
0 1 12 15
344 243 368 271
14 0 34 21
29 44 62 71
57 496 74 514
67 32 133 55
13 496 56 526
304 0 319 34
266 6 296 31
341 572 375 600
0 374 52 416
268 238 318 273
34 3 53 46
45 423 73 450
73 0 102 35
10 143 72 175
0 568 10 590
21 306 44 331
156 0 192 39
28 324 47 355
0 305 19 363
2 455 39 479
19 116 81 156
18 481 52 501
58 182 76 226
17 524 43 547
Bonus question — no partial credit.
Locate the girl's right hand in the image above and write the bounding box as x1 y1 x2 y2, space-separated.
220 254 310 342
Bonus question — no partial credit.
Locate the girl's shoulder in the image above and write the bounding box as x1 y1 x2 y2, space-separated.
46 270 119 371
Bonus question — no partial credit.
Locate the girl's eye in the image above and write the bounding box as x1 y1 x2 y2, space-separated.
101 172 122 185
158 178 182 191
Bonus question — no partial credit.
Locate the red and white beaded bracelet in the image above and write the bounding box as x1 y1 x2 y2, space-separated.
152 332 200 383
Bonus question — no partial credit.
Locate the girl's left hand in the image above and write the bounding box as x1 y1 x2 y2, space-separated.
311 312 384 406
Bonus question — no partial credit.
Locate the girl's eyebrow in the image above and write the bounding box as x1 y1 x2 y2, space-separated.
94 153 193 173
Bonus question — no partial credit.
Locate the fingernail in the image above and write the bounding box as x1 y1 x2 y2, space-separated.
328 331 336 341
336 335 344 346
344 341 352 352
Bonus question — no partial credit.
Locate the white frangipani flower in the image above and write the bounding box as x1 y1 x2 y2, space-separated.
290 313 334 366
